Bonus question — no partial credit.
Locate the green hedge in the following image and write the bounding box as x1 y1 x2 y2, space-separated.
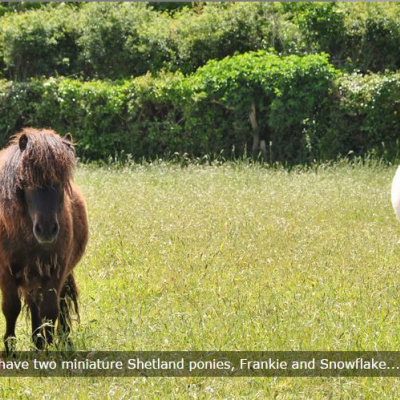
326 73 400 161
0 73 189 160
0 51 399 163
0 5 80 80
291 2 400 72
185 51 339 163
2 3 400 81
0 3 302 81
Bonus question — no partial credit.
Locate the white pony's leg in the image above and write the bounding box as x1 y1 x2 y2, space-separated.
391 166 400 223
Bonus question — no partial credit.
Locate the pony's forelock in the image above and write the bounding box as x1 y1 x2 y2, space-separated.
0 129 76 235
13 129 76 189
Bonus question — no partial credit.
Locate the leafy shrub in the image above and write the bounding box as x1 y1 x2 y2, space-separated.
0 52 339 163
326 73 400 161
0 74 186 160
0 5 80 80
345 4 400 72
2 2 400 81
187 51 339 163
0 3 303 81
77 3 172 79
295 2 400 72
168 3 303 75
1 52 399 164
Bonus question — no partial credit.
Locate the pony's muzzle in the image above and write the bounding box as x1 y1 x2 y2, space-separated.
33 220 59 245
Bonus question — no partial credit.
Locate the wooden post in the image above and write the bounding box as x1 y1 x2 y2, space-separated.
249 101 259 158
249 101 266 160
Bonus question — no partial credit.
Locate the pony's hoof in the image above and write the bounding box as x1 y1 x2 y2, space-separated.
4 336 17 356
33 334 45 350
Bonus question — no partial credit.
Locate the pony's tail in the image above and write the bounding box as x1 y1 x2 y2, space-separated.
60 273 80 330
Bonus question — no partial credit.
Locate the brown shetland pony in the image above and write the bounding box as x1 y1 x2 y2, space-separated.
0 128 88 352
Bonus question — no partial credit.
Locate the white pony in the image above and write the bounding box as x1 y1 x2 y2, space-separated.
391 166 400 223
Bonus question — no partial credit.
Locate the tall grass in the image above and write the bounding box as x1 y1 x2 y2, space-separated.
3 162 400 398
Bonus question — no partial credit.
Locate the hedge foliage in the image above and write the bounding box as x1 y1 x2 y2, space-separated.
1 51 399 163
187 52 338 163
0 3 302 80
2 2 400 80
1 3 400 163
327 73 400 161
292 2 400 73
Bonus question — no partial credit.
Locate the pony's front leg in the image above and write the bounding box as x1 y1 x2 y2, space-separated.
40 288 59 347
29 300 45 349
30 287 59 349
0 272 21 354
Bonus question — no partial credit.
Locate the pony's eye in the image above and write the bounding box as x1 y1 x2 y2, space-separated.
16 187 25 201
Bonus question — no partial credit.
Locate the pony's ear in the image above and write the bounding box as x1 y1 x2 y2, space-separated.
63 133 73 148
19 134 28 151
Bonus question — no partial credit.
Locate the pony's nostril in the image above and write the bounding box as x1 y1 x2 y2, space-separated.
34 223 43 236
51 223 59 236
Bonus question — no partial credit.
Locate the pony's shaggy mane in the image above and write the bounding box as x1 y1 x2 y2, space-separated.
0 128 76 235
0 128 87 351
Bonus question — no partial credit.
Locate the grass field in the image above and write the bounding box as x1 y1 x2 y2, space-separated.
3 161 400 398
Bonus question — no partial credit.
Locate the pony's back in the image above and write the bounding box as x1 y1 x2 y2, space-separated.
391 166 400 223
